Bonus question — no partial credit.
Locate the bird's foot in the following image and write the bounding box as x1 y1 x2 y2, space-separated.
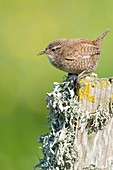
67 71 88 94
74 71 87 94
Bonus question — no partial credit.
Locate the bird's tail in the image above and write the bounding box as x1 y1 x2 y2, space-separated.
93 29 109 46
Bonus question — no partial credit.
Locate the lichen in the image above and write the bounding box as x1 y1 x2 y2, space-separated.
35 75 81 170
83 164 102 170
82 105 113 134
98 80 108 88
110 94 113 100
35 74 113 170
77 84 95 102
91 82 96 87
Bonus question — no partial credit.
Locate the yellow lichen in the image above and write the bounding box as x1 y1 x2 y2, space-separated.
103 80 108 88
98 80 108 88
98 82 102 88
78 84 95 102
91 82 96 87
110 94 113 100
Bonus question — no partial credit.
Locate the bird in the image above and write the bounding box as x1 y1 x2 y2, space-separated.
38 29 109 80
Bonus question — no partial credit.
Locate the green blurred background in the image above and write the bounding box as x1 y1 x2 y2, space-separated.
0 0 113 169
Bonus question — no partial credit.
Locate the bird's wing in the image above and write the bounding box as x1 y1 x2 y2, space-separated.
78 43 101 57
65 43 101 61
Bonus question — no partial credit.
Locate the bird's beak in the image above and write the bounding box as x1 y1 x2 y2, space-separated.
38 50 45 56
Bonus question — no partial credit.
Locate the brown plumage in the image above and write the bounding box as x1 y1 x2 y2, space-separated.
38 29 109 75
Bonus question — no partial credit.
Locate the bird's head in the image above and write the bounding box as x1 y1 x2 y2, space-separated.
38 40 62 58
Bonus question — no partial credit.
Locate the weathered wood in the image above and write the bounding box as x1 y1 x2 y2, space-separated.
78 74 113 113
36 73 113 170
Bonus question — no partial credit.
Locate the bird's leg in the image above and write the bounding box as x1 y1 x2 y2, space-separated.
76 70 86 83
74 70 86 94
67 71 86 94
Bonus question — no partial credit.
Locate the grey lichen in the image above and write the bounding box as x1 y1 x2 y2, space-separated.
36 75 81 170
35 74 113 170
83 164 102 170
82 105 113 134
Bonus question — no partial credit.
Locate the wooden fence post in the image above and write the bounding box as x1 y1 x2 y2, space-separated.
35 73 113 170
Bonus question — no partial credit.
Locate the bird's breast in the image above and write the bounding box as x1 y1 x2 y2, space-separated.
48 54 55 64
48 54 64 70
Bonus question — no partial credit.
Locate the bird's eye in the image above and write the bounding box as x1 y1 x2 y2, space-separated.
52 48 55 52
51 45 61 52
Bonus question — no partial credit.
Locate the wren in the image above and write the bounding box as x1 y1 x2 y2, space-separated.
38 29 109 78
